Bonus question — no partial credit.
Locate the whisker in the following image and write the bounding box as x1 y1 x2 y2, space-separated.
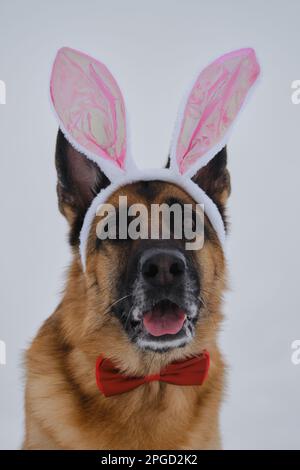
124 304 134 330
103 293 133 315
197 294 207 309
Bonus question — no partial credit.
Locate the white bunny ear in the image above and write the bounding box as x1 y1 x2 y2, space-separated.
50 47 133 181
170 48 260 177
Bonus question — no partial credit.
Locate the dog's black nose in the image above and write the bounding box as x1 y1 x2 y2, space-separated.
141 249 186 287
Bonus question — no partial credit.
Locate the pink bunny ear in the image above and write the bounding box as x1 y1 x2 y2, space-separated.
171 48 260 176
50 47 129 180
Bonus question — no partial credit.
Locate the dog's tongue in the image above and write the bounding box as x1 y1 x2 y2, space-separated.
143 304 186 337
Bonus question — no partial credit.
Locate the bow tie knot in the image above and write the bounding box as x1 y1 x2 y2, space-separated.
96 351 210 397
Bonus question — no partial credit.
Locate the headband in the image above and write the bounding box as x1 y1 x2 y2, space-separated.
50 47 260 269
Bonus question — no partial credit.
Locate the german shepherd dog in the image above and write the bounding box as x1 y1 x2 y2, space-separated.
23 46 259 450
23 131 229 450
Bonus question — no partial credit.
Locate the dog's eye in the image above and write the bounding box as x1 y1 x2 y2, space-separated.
164 198 199 240
96 209 135 246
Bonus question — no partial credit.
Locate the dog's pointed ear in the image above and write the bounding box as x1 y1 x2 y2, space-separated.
192 146 231 225
55 130 110 245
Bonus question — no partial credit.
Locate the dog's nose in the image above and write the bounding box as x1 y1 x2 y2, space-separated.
140 249 186 287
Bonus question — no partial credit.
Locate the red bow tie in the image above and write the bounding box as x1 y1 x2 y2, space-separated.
96 351 210 397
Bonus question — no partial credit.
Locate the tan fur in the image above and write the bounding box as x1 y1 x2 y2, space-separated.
23 182 227 450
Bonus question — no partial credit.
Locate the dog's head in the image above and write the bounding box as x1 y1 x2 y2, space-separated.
56 130 230 355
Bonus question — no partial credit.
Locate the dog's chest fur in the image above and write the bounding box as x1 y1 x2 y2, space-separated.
23 261 225 450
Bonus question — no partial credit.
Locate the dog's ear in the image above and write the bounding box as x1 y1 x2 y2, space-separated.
192 146 231 224
55 130 110 245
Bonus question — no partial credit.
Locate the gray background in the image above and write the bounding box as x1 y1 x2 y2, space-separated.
0 0 299 450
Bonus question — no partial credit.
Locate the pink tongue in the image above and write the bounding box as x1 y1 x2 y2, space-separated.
143 307 186 337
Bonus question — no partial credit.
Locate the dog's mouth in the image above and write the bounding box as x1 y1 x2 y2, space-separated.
130 297 197 352
117 294 199 352
143 300 186 337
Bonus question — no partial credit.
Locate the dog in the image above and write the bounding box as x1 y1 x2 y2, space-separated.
23 47 259 450
23 132 229 450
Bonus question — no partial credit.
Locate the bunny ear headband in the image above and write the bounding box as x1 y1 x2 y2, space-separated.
50 47 260 269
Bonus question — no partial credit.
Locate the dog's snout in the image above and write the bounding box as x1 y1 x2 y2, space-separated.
140 249 186 287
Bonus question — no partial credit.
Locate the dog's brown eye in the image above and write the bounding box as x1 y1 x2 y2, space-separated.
164 198 200 241
96 209 137 247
